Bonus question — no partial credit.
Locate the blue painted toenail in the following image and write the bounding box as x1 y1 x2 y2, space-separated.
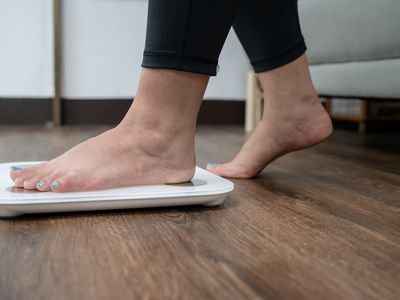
10 166 23 171
37 181 44 188
51 181 59 190
207 163 216 169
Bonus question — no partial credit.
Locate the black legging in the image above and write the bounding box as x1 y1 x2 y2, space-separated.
141 0 306 76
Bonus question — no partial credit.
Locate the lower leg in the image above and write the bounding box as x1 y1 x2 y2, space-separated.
208 54 332 178
10 69 209 192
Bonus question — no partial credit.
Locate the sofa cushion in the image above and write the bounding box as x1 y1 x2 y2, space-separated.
299 0 400 64
310 58 400 98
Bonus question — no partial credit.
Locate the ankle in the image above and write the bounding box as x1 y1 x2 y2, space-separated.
121 102 195 136
118 107 195 156
264 92 321 117
117 118 191 148
113 122 196 175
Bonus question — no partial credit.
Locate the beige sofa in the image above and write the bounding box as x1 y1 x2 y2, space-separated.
246 0 400 132
300 0 400 99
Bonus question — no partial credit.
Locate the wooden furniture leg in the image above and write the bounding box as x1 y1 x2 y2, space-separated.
245 71 263 133
324 97 333 114
324 97 369 133
245 71 258 132
359 99 368 133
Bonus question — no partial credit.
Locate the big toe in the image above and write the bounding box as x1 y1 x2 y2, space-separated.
10 169 23 181
10 163 44 181
206 162 256 179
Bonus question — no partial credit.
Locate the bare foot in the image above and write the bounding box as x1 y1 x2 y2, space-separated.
9 123 195 192
207 94 332 178
206 55 332 178
9 69 209 192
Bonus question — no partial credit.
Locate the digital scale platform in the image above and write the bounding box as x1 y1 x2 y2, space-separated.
0 162 234 218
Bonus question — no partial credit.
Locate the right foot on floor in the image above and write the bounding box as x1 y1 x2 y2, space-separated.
207 93 333 178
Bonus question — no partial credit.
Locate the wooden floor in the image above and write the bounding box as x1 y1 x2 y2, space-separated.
0 125 399 300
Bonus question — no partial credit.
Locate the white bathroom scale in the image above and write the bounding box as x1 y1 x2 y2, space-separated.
0 162 234 218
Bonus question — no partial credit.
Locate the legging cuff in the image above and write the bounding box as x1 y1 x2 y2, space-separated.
251 39 307 73
141 52 219 76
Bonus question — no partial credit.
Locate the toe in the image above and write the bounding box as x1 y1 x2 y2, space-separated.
14 173 37 187
206 162 229 176
49 179 61 192
10 164 40 180
10 167 34 181
37 173 61 192
23 177 41 190
207 162 256 179
207 162 234 177
19 169 53 190
36 179 51 192
49 175 78 193
10 170 23 181
10 163 46 184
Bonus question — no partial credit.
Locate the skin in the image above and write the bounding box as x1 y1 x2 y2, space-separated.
207 54 332 178
9 54 332 192
10 69 208 192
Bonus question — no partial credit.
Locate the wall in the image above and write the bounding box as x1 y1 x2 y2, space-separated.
0 0 249 101
0 0 54 98
62 0 248 100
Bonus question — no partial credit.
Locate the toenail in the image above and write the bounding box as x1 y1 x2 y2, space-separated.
37 181 44 188
51 181 59 190
207 163 216 169
10 166 23 171
24 179 33 184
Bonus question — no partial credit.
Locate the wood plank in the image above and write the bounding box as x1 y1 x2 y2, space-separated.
0 125 399 300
